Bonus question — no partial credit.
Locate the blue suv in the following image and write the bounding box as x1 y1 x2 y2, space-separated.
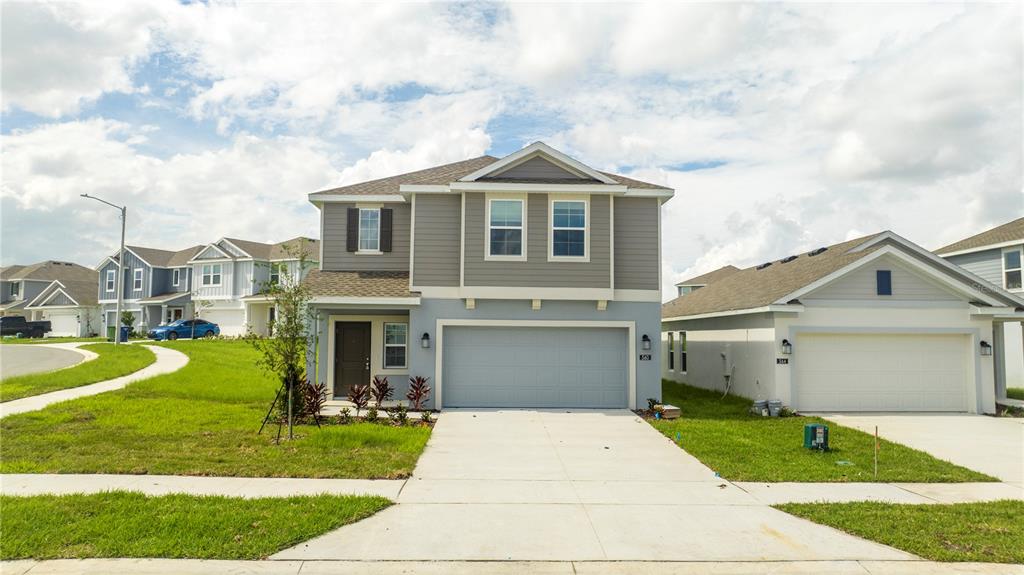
148 319 220 341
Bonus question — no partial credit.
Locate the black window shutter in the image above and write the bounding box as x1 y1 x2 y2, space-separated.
346 208 358 252
380 209 393 252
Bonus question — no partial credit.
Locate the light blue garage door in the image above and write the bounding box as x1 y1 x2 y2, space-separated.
442 326 629 408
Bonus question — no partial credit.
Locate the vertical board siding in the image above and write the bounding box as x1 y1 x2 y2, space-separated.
804 255 960 301
463 193 611 288
945 248 1006 288
613 197 660 290
192 260 234 299
46 292 75 306
413 194 461 286
151 268 170 296
322 202 411 272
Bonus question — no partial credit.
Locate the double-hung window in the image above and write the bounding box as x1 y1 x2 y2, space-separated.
172 268 180 287
201 263 222 286
10 282 19 298
105 270 115 292
679 332 687 372
551 199 587 259
1004 249 1022 290
359 208 380 252
667 332 675 371
269 263 283 285
133 269 143 291
383 322 408 369
487 198 525 259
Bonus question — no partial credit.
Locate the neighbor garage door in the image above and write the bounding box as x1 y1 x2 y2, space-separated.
44 311 79 337
442 326 629 408
201 309 245 336
794 333 969 412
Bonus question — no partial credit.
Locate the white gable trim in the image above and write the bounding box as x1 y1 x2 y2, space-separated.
122 248 155 268
189 243 232 262
779 245 1003 307
25 280 63 308
218 238 253 258
459 142 618 185
310 194 408 204
95 256 120 271
26 281 81 308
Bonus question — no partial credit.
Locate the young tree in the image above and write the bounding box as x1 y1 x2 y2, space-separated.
190 292 213 339
120 310 135 338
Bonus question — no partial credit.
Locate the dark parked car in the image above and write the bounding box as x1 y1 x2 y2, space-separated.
0 316 51 338
147 319 220 341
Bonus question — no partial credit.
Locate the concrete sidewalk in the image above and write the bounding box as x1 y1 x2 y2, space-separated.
0 345 188 418
3 559 1021 575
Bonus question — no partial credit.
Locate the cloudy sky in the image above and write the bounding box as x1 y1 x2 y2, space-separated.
2 1 1021 300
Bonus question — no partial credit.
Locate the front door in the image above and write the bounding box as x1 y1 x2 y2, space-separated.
334 322 371 399
168 308 184 323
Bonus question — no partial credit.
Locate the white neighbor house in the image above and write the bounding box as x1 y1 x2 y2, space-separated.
662 232 1024 414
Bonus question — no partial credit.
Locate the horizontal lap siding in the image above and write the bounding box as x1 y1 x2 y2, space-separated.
614 197 659 290
804 255 960 301
463 192 611 288
322 202 410 272
945 248 1005 288
413 195 460 286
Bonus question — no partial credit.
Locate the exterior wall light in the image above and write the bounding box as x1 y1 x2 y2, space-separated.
980 340 992 356
421 332 431 349
641 334 651 351
781 339 793 355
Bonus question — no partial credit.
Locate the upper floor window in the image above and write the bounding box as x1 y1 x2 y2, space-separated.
133 269 143 291
269 262 286 285
172 268 180 287
10 282 19 298
201 263 222 287
105 270 115 292
550 199 587 259
487 198 525 259
383 322 408 369
876 270 892 295
1004 249 1022 290
359 208 380 252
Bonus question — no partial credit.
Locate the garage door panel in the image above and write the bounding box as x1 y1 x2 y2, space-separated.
443 326 628 408
795 333 968 412
45 312 79 337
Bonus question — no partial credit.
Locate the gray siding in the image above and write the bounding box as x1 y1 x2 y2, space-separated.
945 248 1005 288
169 267 191 293
613 197 660 290
151 268 170 296
322 202 411 272
463 193 611 288
0 281 13 304
492 156 585 180
98 251 149 300
412 194 460 287
804 255 960 301
193 260 235 299
44 292 75 306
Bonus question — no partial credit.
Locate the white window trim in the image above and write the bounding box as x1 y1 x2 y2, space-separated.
105 270 115 292
679 331 687 374
1002 246 1023 292
269 262 282 285
172 268 180 287
201 263 223 287
485 193 527 262
132 269 144 291
548 195 590 262
667 331 675 372
10 282 19 297
357 207 382 253
383 321 408 369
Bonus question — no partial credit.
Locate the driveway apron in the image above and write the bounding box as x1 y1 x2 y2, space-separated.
274 409 912 562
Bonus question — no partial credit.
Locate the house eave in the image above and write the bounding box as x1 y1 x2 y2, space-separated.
662 304 804 323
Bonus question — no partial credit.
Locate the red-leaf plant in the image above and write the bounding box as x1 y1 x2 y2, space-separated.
406 376 431 411
348 384 369 417
370 376 394 407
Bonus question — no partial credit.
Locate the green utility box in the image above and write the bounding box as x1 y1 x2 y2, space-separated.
107 326 116 341
803 423 829 450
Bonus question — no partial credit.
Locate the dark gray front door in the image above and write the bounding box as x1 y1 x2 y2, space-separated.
334 322 371 399
442 326 629 408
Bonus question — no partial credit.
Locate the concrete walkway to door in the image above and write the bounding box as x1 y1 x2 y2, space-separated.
274 409 913 562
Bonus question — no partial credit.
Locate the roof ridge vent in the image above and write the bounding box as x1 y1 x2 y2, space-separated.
808 247 828 257
756 262 773 270
780 255 798 263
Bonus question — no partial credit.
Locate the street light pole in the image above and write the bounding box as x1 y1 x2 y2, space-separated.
81 194 127 345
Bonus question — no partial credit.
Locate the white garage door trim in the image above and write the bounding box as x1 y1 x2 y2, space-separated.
45 310 80 337
436 319 637 409
789 327 981 413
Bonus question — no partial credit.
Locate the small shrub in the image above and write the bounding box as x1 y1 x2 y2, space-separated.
337 407 352 425
370 376 393 406
301 380 328 416
420 410 432 424
365 406 379 423
406 376 431 410
391 404 409 426
348 384 369 416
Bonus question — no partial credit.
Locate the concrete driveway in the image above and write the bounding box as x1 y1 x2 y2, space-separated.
820 413 1024 484
0 344 84 378
275 409 911 562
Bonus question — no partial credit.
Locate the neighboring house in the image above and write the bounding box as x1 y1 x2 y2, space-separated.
661 232 1024 415
97 245 203 335
935 217 1024 396
24 279 101 337
674 265 739 297
189 236 319 336
303 142 673 410
1 261 99 336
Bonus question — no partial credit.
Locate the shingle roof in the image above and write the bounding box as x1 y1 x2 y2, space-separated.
49 280 99 307
302 270 415 298
662 234 885 318
270 237 320 260
310 155 672 197
0 261 97 283
935 217 1024 255
167 246 204 267
676 265 741 287
124 246 178 268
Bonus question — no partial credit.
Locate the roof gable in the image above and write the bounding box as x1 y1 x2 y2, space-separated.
935 217 1024 256
193 244 232 260
460 142 617 185
801 252 972 303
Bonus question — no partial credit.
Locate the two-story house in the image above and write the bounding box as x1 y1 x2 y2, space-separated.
936 217 1024 398
1 261 99 336
188 236 319 336
303 142 674 410
97 245 204 335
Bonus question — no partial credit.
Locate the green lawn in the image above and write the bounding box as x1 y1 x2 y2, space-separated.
0 340 431 478
1007 388 1024 401
0 491 389 559
1 343 156 402
650 381 993 482
778 500 1024 563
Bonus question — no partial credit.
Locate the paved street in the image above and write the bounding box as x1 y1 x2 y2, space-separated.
0 344 87 379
